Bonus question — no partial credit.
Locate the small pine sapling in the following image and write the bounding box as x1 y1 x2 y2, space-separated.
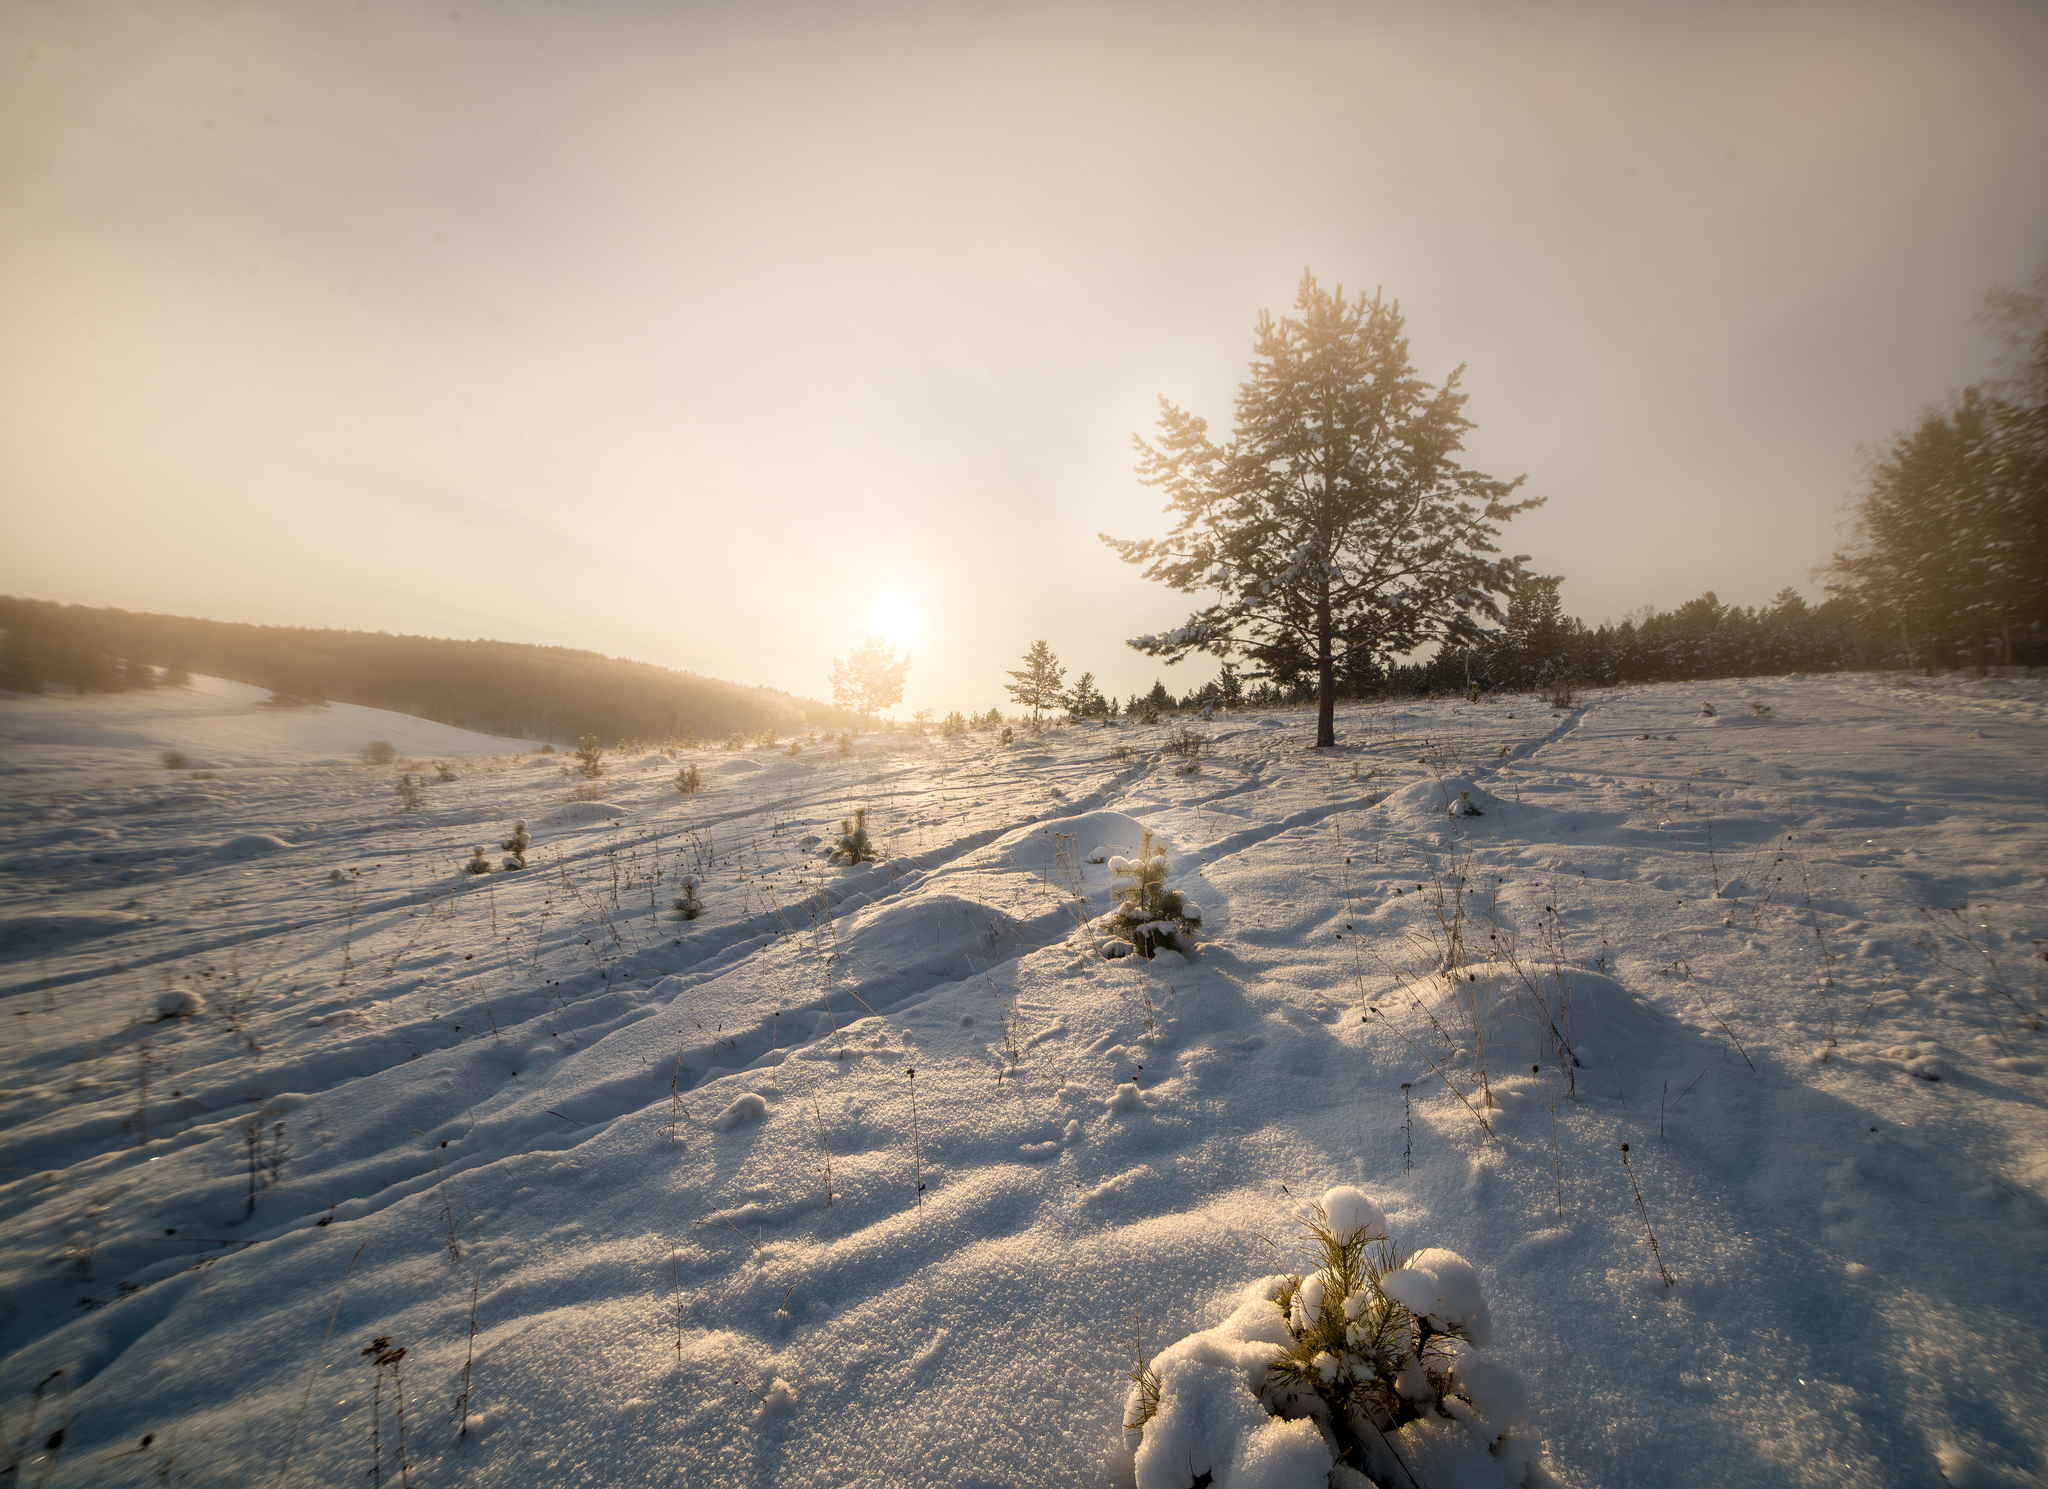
673 878 703 920
394 774 425 811
1105 829 1199 958
939 710 968 737
574 733 605 778
462 847 491 877
675 764 702 794
836 731 853 757
500 821 530 871
828 807 879 866
1128 1187 1528 1483
363 740 397 765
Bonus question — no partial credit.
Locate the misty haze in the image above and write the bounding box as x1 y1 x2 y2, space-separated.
1 3 2044 1487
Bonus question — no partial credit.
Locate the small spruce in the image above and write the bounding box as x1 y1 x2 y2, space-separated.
829 807 879 865
673 878 703 921
500 821 530 871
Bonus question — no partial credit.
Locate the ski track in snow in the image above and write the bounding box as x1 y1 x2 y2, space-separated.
0 672 2045 1487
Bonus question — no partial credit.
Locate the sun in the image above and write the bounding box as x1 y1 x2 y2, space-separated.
865 590 921 649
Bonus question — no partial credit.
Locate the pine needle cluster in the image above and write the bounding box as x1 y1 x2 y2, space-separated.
1264 1197 1453 1442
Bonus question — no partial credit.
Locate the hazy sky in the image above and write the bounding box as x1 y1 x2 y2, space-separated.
4 0 2045 715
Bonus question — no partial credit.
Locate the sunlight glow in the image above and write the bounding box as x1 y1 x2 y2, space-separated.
866 590 921 649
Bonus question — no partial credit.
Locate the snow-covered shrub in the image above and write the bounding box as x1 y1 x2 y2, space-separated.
394 774 425 811
1000 725 1014 745
1749 701 1771 717
500 820 530 871
363 740 397 765
675 764 702 794
1104 829 1199 958
574 733 605 777
1698 701 1717 717
829 808 879 865
673 878 703 920
788 739 803 756
1126 1186 1536 1489
160 750 190 770
462 846 491 876
435 761 457 783
155 986 205 1020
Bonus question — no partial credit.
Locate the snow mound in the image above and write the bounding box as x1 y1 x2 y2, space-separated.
714 1092 768 1129
0 912 144 954
1380 776 1510 829
212 834 296 861
637 753 672 768
540 801 626 826
714 757 767 774
155 987 204 1018
991 810 1147 876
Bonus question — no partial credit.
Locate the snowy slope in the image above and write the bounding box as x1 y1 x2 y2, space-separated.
0 673 2043 1487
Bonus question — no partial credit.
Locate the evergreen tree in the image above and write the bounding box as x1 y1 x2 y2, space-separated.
1103 272 1539 746
1064 670 1107 721
1004 641 1066 724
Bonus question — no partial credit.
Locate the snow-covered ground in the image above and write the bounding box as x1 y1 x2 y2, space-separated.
1 672 2043 1487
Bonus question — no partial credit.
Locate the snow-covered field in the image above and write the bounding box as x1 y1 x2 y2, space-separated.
1 672 2044 1487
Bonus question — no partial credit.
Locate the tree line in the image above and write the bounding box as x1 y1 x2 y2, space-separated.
0 598 860 743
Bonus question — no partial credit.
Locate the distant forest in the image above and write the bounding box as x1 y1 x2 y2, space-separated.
0 598 860 744
1131 581 2040 716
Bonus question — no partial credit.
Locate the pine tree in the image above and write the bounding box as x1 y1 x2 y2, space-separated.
1103 272 1539 747
1004 641 1065 725
1064 671 1107 721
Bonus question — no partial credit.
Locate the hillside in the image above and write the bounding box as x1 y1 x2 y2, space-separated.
0 671 2042 1486
0 597 857 744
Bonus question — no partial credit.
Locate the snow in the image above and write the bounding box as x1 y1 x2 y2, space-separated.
714 1092 769 1129
1 671 2045 1486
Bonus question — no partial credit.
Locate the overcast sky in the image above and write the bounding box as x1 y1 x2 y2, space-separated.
4 0 2045 715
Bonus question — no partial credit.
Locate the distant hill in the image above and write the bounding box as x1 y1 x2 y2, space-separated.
0 597 857 744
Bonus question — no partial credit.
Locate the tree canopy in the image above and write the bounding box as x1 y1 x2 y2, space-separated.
1004 640 1065 722
1824 263 2048 673
1102 272 1539 745
829 635 910 718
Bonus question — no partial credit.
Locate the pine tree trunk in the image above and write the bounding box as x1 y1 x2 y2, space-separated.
1315 587 1336 748
1974 632 1988 677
